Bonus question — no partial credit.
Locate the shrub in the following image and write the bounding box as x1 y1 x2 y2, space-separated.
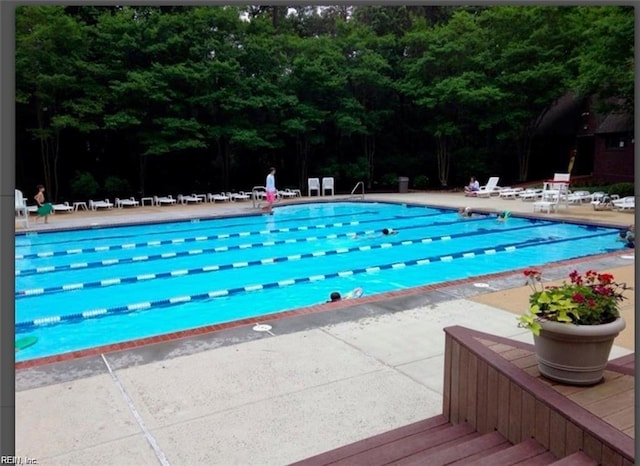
104 176 132 198
413 175 429 189
606 182 634 198
70 171 99 200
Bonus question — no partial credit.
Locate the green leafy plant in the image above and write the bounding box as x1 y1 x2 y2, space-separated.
518 269 630 336
70 171 99 200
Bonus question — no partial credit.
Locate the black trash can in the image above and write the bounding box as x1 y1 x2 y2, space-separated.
398 177 409 193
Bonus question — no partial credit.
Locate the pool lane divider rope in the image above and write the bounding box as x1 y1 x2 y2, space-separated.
16 229 612 331
15 215 539 276
16 221 559 297
14 209 458 261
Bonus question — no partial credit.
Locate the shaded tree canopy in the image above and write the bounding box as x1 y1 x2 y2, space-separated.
15 5 634 199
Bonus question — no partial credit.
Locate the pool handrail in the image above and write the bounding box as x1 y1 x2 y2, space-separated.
349 181 365 200
252 186 266 208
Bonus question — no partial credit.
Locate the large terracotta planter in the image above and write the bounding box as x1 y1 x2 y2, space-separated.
532 317 626 386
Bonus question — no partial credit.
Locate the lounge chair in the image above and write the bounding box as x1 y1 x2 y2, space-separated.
567 191 593 204
154 195 177 206
278 189 298 199
88 199 114 210
252 187 266 201
115 197 140 208
52 202 75 213
308 178 320 196
533 198 558 214
322 177 335 196
474 177 501 198
518 189 543 201
228 191 251 201
208 192 230 202
178 194 203 204
613 196 635 211
591 193 619 211
15 189 29 228
498 187 524 199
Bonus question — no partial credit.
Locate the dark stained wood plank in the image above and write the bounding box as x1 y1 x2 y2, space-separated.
450 339 461 424
534 400 551 449
521 390 536 442
467 351 479 429
600 443 624 466
549 409 567 458
508 382 523 444
497 373 511 436
289 415 449 466
515 451 560 465
395 431 508 466
622 427 633 437
329 423 478 466
550 450 598 465
564 421 583 456
476 359 489 433
459 346 470 423
443 335 452 421
582 432 603 464
462 438 547 466
486 365 499 431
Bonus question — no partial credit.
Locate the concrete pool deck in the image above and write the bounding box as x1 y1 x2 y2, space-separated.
15 192 635 465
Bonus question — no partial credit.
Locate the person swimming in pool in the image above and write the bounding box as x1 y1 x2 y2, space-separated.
328 291 342 302
327 288 364 302
458 207 473 218
497 210 511 222
353 228 398 240
616 225 635 248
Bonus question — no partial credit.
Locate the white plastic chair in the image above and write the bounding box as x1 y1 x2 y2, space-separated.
88 199 114 210
154 195 177 206
308 178 320 196
322 177 335 196
474 177 501 197
115 197 140 208
15 189 29 228
52 201 75 213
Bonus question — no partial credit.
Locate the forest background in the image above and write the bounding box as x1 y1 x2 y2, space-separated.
15 5 634 202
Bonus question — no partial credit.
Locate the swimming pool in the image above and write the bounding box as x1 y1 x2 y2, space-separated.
15 201 621 362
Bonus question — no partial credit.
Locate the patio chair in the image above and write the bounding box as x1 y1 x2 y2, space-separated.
15 189 29 228
518 189 543 201
322 177 335 196
498 187 524 199
308 178 321 196
52 202 75 213
88 199 114 210
115 197 140 208
474 177 501 198
208 192 231 202
178 194 203 204
154 195 177 206
228 191 251 201
567 191 593 204
278 189 298 199
613 196 635 211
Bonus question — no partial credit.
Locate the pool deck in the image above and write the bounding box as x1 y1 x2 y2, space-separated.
14 192 635 465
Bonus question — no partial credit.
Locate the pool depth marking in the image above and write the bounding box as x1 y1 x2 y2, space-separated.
16 229 612 330
16 221 563 296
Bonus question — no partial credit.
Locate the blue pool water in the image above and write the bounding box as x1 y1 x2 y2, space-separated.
15 201 622 361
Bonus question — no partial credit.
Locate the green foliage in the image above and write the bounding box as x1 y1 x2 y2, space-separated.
606 183 634 198
518 269 628 335
104 176 132 197
412 175 429 189
70 171 99 199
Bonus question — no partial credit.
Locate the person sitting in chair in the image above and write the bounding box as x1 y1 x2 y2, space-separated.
464 176 480 195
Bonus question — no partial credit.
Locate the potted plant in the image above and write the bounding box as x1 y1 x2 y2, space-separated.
518 269 629 386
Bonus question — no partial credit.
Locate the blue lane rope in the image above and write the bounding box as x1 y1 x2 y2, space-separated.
15 215 531 276
16 229 612 331
16 221 559 296
14 209 460 261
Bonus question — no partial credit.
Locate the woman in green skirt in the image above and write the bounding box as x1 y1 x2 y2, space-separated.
34 184 53 223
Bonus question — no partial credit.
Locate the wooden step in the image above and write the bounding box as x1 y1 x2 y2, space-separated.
549 451 599 465
396 431 510 465
462 438 556 466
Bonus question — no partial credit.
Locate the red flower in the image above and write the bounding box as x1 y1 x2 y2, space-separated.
572 293 585 303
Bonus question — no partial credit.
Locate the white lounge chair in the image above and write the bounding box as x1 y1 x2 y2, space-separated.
178 194 203 204
567 191 592 204
208 192 230 202
228 191 251 201
154 195 177 206
533 198 558 214
52 202 74 213
88 199 114 210
498 187 524 199
308 178 320 196
322 177 335 196
15 189 29 228
591 193 619 211
115 197 140 208
474 177 501 197
613 196 635 211
278 189 298 199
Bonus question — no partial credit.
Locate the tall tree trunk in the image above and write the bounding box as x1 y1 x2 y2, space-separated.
296 135 310 192
364 134 375 190
436 135 450 187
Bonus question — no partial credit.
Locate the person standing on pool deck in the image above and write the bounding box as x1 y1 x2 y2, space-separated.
263 167 277 214
34 184 53 223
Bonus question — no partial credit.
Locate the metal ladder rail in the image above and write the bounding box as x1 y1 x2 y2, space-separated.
252 186 266 208
348 181 365 200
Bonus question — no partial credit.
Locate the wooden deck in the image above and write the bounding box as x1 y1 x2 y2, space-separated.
293 326 634 465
